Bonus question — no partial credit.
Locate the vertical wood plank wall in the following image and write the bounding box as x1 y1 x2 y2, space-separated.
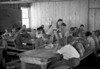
89 0 100 31
89 9 95 32
90 0 100 8
30 0 88 31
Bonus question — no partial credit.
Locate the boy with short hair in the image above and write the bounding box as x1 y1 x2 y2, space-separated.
35 27 52 48
47 36 81 69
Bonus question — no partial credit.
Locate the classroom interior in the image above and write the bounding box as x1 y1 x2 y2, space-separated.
0 0 100 69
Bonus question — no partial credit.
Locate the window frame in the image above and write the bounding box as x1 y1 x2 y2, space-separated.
21 7 30 28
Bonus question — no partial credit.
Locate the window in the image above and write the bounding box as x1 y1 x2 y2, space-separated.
21 7 29 28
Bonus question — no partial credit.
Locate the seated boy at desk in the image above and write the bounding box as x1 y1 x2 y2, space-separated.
35 27 53 48
15 29 32 49
47 36 84 69
2 29 11 39
85 31 95 49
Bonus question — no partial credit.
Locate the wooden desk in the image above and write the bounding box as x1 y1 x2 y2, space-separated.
7 38 35 46
19 48 55 69
19 45 95 69
22 39 35 44
6 38 35 51
80 49 95 61
7 38 15 42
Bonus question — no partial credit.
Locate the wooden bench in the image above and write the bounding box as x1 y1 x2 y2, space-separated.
7 46 27 52
6 59 20 69
80 49 94 61
52 49 95 69
1 38 30 56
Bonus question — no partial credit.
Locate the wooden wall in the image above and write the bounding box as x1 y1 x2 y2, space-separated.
90 0 100 8
30 0 88 31
89 0 100 31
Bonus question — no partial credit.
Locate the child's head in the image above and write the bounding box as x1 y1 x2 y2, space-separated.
67 36 75 44
37 27 43 34
22 25 26 29
80 24 84 29
74 27 78 32
69 27 74 35
57 19 63 28
36 27 44 38
12 28 16 32
61 23 66 29
85 31 92 37
59 36 75 46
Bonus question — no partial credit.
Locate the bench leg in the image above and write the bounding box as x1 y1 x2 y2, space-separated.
41 64 47 69
21 61 26 69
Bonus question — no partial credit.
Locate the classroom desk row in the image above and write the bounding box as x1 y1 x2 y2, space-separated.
1 38 35 68
18 45 95 69
2 38 35 51
2 38 95 69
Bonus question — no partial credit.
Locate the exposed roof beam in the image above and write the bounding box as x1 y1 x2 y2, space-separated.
0 0 74 4
0 1 32 4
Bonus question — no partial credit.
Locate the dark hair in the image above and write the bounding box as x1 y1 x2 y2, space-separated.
70 27 75 31
59 35 74 46
58 19 63 22
85 31 92 37
33 29 36 30
74 27 77 29
41 25 44 28
49 25 52 29
37 27 45 34
22 29 27 33
61 23 66 26
67 36 74 44
37 27 43 31
56 19 63 28
80 24 84 27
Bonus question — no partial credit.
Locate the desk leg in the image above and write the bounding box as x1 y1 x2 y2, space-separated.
21 61 26 69
41 64 47 69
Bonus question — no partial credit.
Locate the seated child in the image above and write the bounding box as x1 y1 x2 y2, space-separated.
92 31 100 56
15 29 31 48
67 36 85 57
74 37 89 50
13 25 27 39
10 28 17 38
92 31 99 48
64 27 75 38
72 27 79 37
47 36 81 69
2 29 11 39
21 29 31 39
85 31 95 49
30 29 36 39
78 24 85 35
35 28 52 48
36 27 44 38
71 39 85 57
